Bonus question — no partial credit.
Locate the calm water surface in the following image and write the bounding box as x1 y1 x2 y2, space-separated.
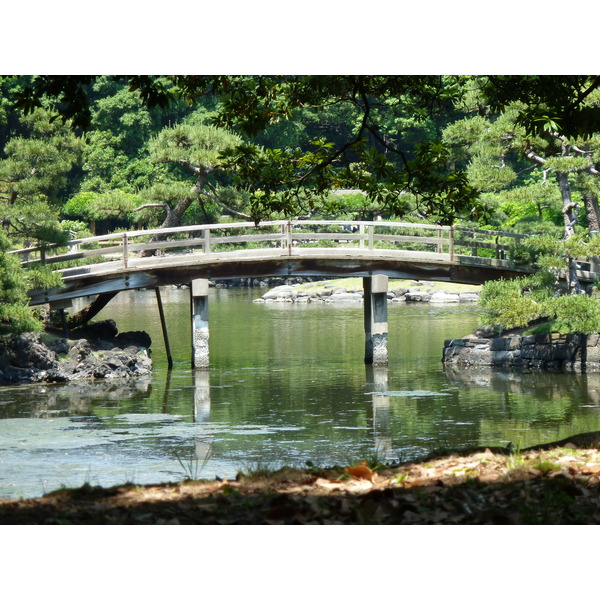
2 286 600 499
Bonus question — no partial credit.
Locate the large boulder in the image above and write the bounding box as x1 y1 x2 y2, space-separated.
430 291 460 303
115 330 152 349
8 332 57 370
0 325 153 386
70 319 119 341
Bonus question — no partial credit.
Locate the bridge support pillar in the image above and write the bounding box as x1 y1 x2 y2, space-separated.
50 299 73 338
363 275 389 365
191 278 210 369
155 287 173 369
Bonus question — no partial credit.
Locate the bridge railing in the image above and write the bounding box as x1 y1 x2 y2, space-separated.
287 220 453 253
452 227 528 260
9 219 532 271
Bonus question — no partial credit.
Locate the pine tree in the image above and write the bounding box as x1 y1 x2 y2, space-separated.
137 122 248 240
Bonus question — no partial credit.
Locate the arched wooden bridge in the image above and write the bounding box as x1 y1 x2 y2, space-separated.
14 219 597 305
11 220 600 368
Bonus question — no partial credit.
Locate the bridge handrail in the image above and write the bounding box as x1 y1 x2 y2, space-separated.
8 220 289 253
8 219 533 271
8 219 463 255
453 226 528 240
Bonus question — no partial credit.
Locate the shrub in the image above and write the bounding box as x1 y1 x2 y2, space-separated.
0 234 43 333
479 276 551 331
547 294 600 335
480 273 600 335
480 278 536 329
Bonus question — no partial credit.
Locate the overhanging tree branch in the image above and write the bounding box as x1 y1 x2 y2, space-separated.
196 189 252 219
134 203 170 214
567 77 600 113
288 85 373 186
523 144 547 166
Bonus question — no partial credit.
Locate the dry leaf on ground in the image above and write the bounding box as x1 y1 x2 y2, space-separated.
344 461 374 482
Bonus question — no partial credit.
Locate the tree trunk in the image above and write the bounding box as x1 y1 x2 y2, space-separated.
583 193 600 234
557 171 577 237
67 291 119 329
138 197 194 257
139 172 209 258
557 171 584 294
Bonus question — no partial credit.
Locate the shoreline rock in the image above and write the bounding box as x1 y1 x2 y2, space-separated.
0 320 152 386
442 330 600 373
212 276 320 289
254 282 480 304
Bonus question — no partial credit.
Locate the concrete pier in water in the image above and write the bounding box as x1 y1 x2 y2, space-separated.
191 278 210 369
189 275 391 369
363 275 389 366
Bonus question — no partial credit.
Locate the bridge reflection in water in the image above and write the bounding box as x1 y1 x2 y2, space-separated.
186 362 600 467
188 366 397 465
12 219 600 369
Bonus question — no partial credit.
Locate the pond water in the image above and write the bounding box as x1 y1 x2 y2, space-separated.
2 286 600 499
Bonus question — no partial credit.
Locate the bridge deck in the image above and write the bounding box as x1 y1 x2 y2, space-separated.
26 247 535 305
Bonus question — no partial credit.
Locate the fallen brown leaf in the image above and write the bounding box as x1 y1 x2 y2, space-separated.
344 461 374 482
580 464 600 474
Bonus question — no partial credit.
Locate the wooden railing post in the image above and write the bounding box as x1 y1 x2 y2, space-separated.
449 227 454 261
471 230 478 257
203 228 211 254
286 221 292 255
359 223 365 249
280 223 287 250
123 233 128 268
368 224 374 250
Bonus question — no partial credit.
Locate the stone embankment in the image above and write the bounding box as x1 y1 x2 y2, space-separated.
443 330 600 373
254 282 480 304
0 320 152 386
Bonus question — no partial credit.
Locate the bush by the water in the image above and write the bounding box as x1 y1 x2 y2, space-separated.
479 275 600 334
546 294 600 335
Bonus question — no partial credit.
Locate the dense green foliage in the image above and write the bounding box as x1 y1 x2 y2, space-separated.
2 75 600 333
479 233 600 333
480 272 600 335
0 228 62 333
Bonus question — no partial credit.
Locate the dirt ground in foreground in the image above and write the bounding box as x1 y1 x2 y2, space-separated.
2 433 600 525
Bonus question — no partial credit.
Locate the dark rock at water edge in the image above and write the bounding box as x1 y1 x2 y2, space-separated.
211 276 322 289
70 320 152 350
0 320 152 386
443 330 600 373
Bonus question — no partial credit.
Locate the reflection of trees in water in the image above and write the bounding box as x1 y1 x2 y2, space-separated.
5 379 153 419
444 366 600 406
444 365 600 448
